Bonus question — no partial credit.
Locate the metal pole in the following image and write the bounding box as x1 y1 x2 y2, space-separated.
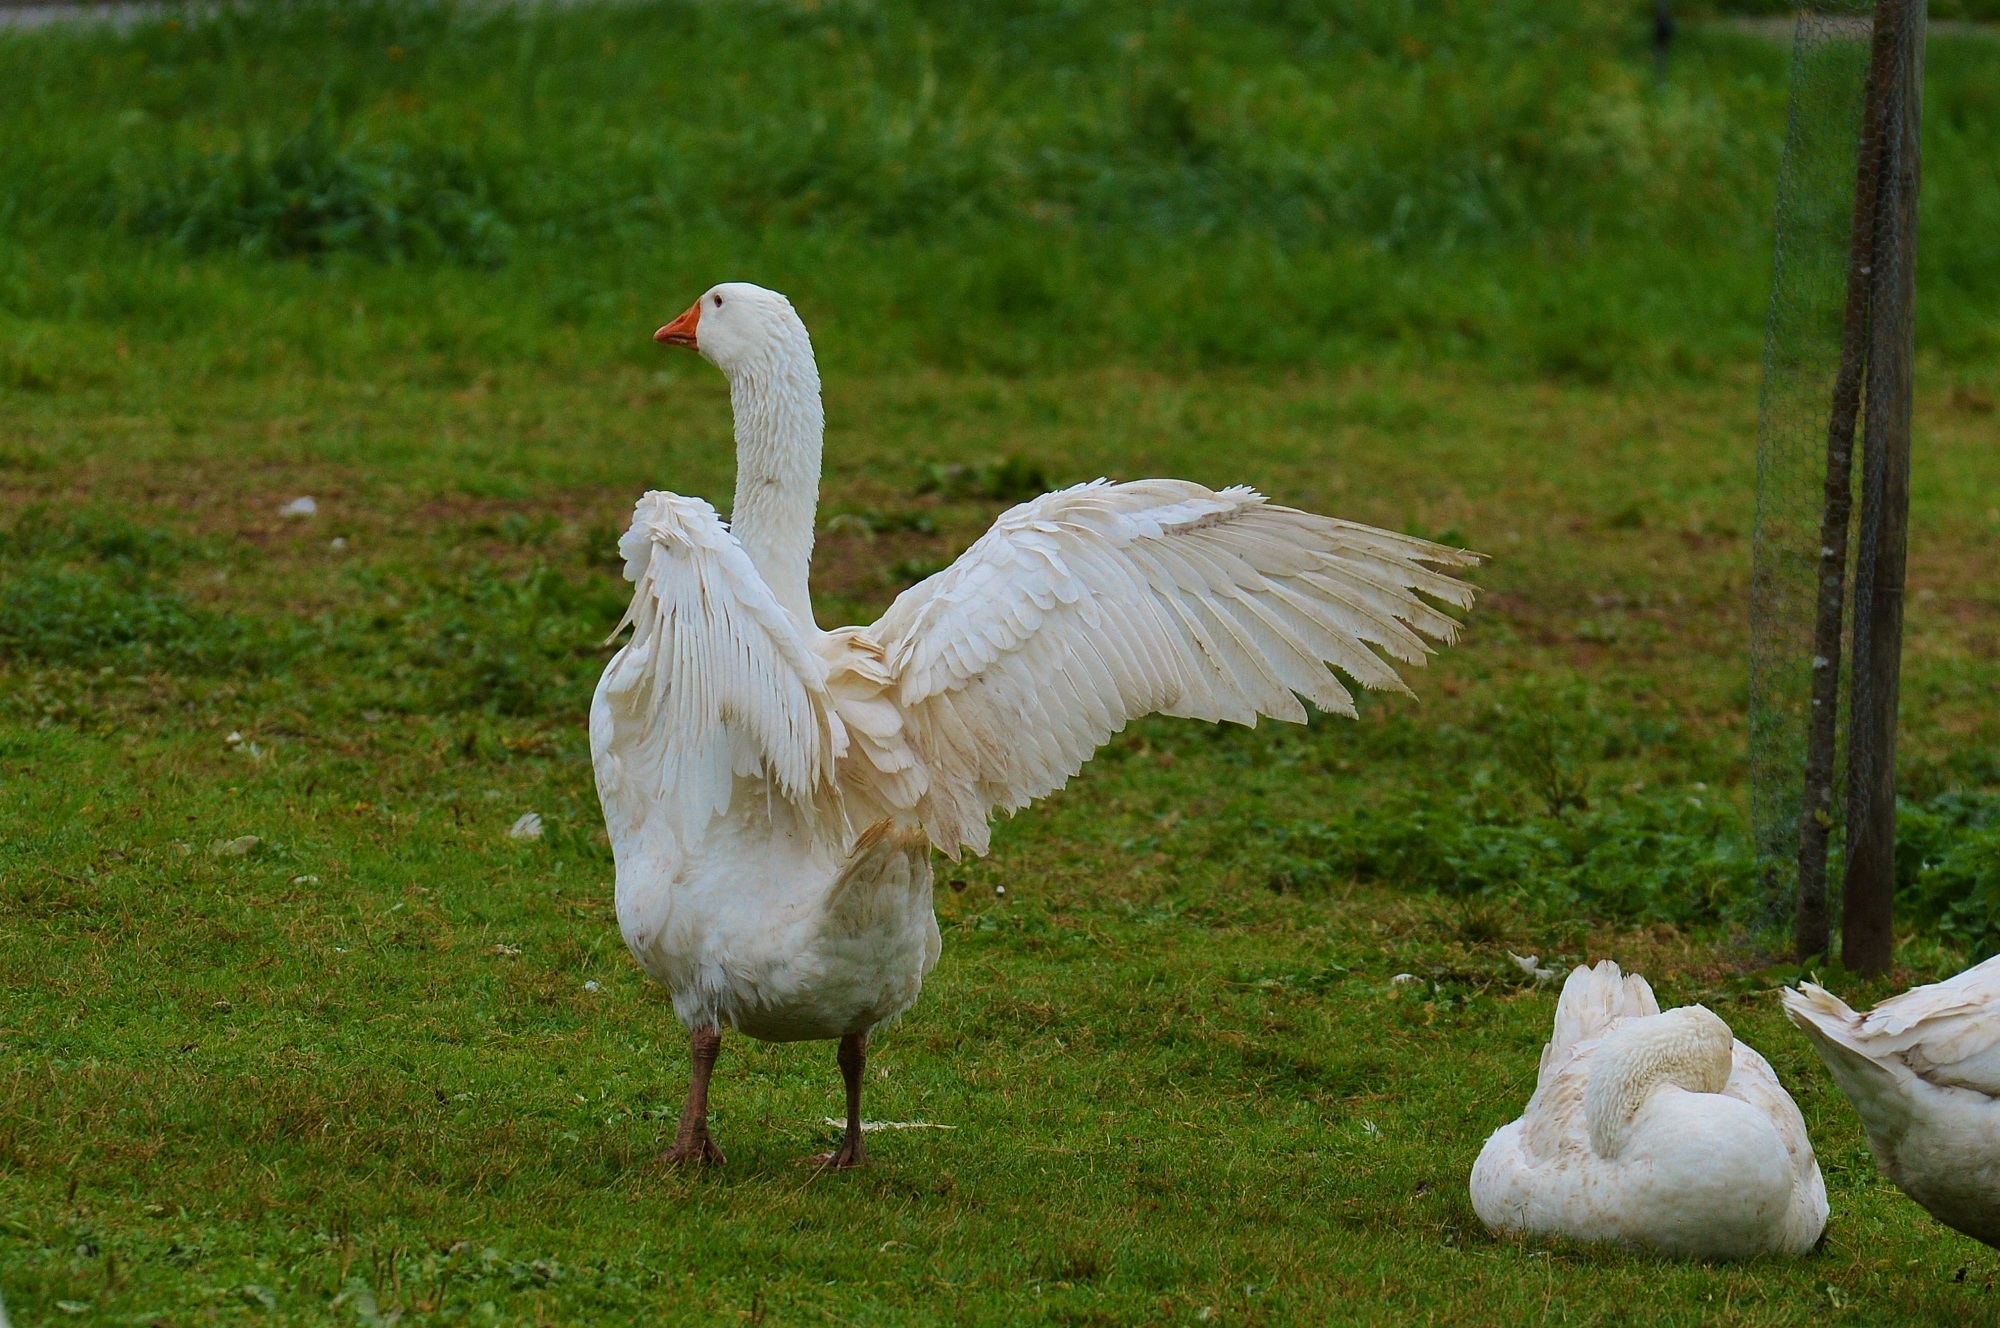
1843 0 1924 977
1793 6 1897 963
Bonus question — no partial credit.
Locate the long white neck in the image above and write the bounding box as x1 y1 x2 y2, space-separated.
723 335 822 627
1584 1006 1734 1159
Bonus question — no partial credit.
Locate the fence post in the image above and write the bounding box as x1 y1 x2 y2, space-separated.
1841 0 1924 977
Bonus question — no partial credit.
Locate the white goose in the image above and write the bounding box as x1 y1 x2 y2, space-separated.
1472 960 1827 1257
1784 956 2000 1247
592 282 1480 1168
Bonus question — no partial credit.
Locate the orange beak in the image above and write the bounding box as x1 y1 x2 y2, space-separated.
655 300 701 347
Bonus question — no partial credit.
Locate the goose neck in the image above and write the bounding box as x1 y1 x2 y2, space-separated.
1583 1007 1734 1159
726 350 822 627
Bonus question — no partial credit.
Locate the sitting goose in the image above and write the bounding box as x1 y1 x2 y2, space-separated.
1472 960 1827 1257
1784 956 2000 1247
594 282 1480 1167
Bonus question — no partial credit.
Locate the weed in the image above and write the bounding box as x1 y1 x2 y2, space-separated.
0 565 248 672
1257 786 1763 927
1896 791 2000 958
0 506 192 570
917 456 1052 503
1491 682 1597 816
119 124 511 266
822 507 937 536
883 555 950 589
349 563 627 717
0 508 258 672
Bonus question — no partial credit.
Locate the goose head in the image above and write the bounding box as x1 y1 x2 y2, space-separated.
1583 1005 1734 1159
655 282 813 380
653 281 825 624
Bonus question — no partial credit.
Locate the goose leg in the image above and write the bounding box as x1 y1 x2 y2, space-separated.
818 1031 869 1170
662 1025 725 1167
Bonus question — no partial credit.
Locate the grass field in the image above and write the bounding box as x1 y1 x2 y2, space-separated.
3 2 2000 1324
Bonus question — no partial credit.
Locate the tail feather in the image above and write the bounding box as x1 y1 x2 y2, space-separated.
1551 960 1660 1054
822 819 933 941
1783 984 1918 1153
1783 980 1858 1026
1538 960 1660 1086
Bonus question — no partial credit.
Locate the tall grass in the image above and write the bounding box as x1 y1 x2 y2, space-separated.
0 0 1993 378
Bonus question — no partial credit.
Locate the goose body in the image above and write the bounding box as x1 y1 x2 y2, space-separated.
1472 961 1827 1257
1783 956 2000 1247
594 283 1480 1166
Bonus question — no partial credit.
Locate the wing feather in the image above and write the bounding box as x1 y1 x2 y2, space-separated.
864 479 1481 855
590 492 844 855
1841 956 2000 1095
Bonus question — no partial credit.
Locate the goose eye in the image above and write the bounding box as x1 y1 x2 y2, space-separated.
713 294 723 308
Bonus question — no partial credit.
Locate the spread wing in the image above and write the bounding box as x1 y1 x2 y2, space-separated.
861 479 1480 856
590 491 845 855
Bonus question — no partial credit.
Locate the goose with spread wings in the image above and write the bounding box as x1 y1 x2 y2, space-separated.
592 282 1481 1169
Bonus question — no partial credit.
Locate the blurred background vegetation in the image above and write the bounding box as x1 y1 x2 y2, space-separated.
0 0 1992 382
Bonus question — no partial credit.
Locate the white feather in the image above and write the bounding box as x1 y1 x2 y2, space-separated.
1784 956 2000 1247
862 479 1479 855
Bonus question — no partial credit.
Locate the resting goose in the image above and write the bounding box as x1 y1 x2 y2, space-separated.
1472 960 1827 1257
593 282 1480 1168
1784 956 2000 1247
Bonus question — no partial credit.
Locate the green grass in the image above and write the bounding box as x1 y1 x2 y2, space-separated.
3 0 1997 382
3 2 2000 1324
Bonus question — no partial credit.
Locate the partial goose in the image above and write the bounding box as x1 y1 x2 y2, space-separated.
1472 960 1827 1257
1784 956 2000 1247
595 282 1480 1167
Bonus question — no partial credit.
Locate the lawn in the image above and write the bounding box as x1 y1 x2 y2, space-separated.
3 2 2000 1325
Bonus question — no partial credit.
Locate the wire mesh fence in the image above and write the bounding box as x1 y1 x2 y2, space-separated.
1750 2 1872 929
1749 0 1923 966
